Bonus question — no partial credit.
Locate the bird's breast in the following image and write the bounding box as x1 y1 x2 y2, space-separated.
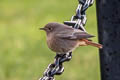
47 34 79 53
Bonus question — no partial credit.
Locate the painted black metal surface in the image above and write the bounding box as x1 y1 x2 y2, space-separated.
96 0 120 80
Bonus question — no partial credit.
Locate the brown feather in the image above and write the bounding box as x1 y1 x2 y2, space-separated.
82 39 103 49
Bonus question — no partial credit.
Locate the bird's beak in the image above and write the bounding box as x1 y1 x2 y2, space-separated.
39 28 45 30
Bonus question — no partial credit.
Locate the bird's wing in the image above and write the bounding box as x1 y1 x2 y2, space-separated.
56 29 94 40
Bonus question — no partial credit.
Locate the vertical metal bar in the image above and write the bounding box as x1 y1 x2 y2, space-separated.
96 0 120 80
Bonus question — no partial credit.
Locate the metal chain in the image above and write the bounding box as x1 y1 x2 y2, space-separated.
39 0 94 80
39 52 72 80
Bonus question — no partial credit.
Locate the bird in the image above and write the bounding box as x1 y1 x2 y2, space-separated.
40 22 102 54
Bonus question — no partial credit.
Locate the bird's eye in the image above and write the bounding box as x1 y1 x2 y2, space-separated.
48 28 52 31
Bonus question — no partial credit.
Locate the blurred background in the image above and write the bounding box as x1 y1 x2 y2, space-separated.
0 0 100 80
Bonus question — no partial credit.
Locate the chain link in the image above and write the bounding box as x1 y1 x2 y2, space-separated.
39 52 72 80
39 0 94 80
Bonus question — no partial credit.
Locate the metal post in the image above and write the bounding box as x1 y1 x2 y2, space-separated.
96 0 120 80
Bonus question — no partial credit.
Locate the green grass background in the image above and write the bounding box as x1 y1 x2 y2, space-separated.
0 0 101 80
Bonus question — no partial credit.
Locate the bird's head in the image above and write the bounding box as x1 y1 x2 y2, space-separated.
40 22 65 34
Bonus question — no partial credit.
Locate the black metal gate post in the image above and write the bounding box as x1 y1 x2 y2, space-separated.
96 0 120 80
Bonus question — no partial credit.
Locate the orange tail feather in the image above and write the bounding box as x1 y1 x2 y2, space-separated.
83 39 103 49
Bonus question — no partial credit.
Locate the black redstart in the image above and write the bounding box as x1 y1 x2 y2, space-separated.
40 22 102 54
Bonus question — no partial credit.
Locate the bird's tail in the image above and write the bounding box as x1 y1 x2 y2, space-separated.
82 39 103 49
